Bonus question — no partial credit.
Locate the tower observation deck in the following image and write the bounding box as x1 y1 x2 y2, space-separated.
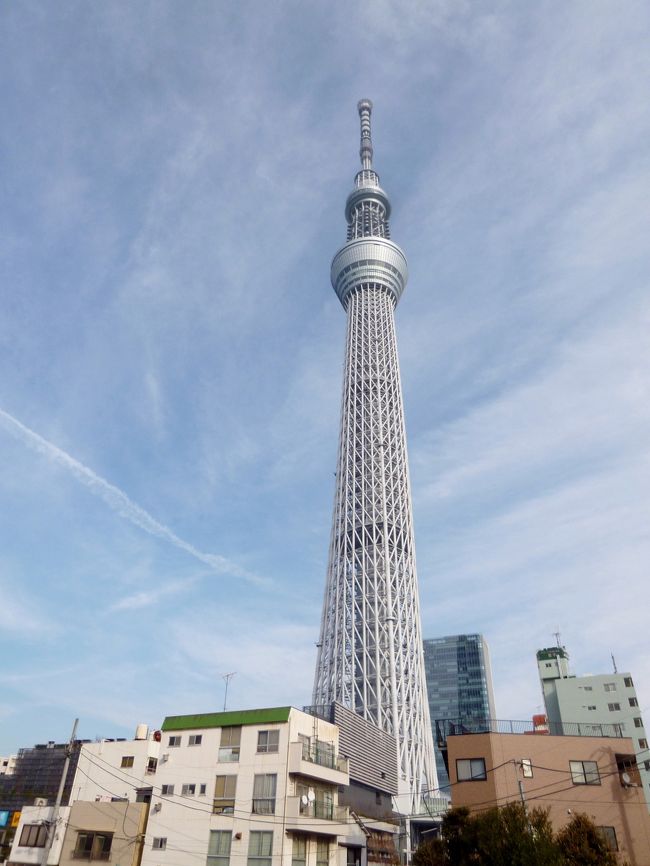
313 101 437 812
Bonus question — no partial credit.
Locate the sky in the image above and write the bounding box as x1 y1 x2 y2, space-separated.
0 0 649 755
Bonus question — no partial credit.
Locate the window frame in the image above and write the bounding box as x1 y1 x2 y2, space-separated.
152 838 167 850
570 760 601 785
218 727 241 763
213 775 237 814
521 758 533 778
189 734 203 746
292 835 307 866
168 735 182 747
74 831 113 860
598 826 618 851
207 829 232 866
252 773 277 814
19 824 47 848
161 784 175 796
248 831 273 866
120 755 135 768
257 729 280 754
182 783 197 796
456 758 487 782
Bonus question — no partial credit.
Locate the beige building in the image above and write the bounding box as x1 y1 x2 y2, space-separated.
445 726 650 865
8 802 147 866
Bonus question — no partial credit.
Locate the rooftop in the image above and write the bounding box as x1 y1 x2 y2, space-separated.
162 706 292 732
435 717 624 749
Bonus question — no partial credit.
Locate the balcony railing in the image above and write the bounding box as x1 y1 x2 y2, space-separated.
299 799 346 821
435 718 624 749
301 741 348 773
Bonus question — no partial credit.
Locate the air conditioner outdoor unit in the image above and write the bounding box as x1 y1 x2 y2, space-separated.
160 753 169 763
34 798 48 806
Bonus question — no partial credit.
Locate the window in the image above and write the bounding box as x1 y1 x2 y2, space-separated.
583 686 593 691
135 787 153 803
213 775 237 814
169 735 181 747
521 758 533 778
629 697 639 707
200 783 207 795
639 738 648 750
644 760 650 772
121 755 134 768
634 717 643 728
316 839 329 866
608 703 621 712
587 705 597 711
292 836 306 866
161 784 174 796
182 783 196 796
253 774 277 814
19 824 47 847
189 734 203 746
248 831 273 866
152 838 167 850
624 676 634 687
456 758 487 781
74 832 113 860
570 760 600 785
598 827 618 851
604 683 617 692
219 727 241 762
257 730 280 753
207 830 232 866
146 757 158 774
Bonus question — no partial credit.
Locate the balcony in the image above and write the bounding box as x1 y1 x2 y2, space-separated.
288 741 349 786
285 795 348 836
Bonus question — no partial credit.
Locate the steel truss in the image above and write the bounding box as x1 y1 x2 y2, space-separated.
313 101 437 811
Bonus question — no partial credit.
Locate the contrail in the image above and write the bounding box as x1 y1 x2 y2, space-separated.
0 407 262 584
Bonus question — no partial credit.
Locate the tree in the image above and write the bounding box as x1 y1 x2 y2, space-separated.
556 813 618 866
412 804 619 866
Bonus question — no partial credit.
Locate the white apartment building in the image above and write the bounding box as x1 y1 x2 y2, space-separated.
65 706 396 866
537 646 650 809
1 755 17 776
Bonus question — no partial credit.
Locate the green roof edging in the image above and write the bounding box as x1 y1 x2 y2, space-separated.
161 707 292 732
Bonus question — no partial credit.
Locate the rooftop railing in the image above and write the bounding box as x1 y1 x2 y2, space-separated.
435 717 624 748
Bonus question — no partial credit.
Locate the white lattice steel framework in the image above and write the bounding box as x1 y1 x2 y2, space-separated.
313 101 437 811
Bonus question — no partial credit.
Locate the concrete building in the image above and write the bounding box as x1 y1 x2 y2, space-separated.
537 646 650 809
7 802 148 866
443 722 650 865
0 756 17 776
423 634 496 796
68 707 400 866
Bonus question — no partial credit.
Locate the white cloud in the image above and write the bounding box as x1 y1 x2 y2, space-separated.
0 407 263 584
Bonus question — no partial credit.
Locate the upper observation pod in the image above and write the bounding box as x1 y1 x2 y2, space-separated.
331 100 408 309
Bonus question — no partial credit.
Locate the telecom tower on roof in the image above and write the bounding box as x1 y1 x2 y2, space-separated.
313 100 437 811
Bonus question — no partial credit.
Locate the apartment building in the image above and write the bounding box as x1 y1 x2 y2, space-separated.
440 719 650 865
537 646 650 809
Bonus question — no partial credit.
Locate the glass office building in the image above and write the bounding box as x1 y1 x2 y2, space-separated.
423 634 496 794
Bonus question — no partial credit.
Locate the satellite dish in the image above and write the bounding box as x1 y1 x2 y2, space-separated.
621 772 632 786
307 789 316 803
300 795 309 806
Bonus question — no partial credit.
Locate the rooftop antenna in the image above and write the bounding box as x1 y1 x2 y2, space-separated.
553 629 562 648
611 653 618 674
222 672 236 712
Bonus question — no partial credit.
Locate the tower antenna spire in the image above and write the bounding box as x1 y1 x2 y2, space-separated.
358 99 373 169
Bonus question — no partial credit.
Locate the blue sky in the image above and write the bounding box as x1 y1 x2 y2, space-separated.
1 1 649 754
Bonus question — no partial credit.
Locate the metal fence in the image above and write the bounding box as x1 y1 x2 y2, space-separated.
435 717 624 748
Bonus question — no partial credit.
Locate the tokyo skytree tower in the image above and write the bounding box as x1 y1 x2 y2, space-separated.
313 101 437 810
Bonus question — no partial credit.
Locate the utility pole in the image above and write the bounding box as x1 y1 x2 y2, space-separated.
41 719 78 866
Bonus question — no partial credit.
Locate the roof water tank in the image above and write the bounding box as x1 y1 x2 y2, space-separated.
135 724 149 741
